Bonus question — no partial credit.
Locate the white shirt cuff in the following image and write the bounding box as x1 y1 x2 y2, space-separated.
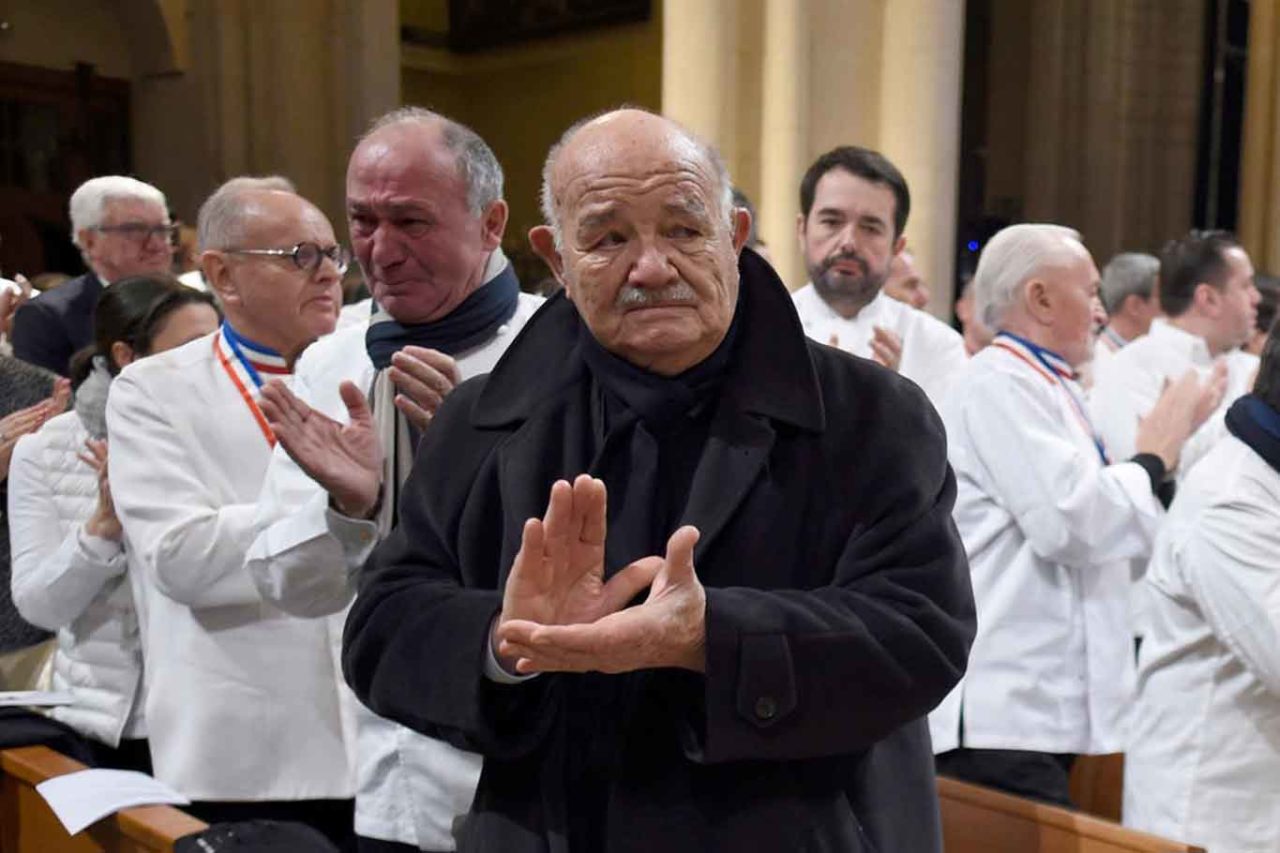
483 617 539 684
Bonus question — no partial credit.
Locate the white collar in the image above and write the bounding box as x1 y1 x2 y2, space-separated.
806 283 887 323
1147 318 1214 367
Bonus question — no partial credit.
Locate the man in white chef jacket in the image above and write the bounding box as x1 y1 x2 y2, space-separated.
1091 230 1259 476
928 223 1221 806
790 145 967 408
106 178 351 843
1123 320 1280 852
245 108 541 853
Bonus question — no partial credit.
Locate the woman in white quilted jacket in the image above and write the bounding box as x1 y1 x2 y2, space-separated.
7 276 218 771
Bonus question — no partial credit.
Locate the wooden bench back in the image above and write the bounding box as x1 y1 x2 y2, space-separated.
0 746 206 853
938 775 1204 853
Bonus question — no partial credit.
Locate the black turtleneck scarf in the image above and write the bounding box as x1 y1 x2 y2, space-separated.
578 302 742 573
1226 393 1280 474
559 300 742 852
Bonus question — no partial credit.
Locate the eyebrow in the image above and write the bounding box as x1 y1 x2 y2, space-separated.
347 200 431 217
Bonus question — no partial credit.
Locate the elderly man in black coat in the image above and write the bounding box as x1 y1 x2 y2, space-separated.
343 108 975 853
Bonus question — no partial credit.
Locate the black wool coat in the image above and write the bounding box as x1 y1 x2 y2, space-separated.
10 272 102 376
343 249 976 853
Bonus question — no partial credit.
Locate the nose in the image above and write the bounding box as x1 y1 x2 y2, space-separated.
1091 295 1108 328
835 222 861 256
367 222 402 270
628 239 678 288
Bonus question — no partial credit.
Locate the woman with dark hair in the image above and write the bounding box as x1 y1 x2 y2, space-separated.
1124 317 1280 850
6 275 219 771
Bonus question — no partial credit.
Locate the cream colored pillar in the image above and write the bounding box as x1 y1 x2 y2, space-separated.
879 0 964 320
134 0 399 226
758 0 810 289
1240 0 1280 272
660 0 964 301
661 0 742 173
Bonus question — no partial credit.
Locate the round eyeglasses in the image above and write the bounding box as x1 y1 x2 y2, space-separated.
224 242 352 276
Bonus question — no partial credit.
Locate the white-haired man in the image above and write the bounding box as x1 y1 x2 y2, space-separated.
1094 252 1161 368
13 176 174 375
106 178 349 844
929 223 1220 806
246 109 542 853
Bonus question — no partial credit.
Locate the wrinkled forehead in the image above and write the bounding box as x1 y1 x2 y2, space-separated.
555 126 719 219
347 124 464 202
244 193 336 245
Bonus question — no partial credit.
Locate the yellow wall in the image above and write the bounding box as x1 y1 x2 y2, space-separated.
400 11 663 258
0 0 132 77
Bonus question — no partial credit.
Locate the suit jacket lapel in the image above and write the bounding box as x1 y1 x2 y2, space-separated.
681 410 775 567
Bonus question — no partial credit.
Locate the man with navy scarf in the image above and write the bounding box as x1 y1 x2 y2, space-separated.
246 108 541 853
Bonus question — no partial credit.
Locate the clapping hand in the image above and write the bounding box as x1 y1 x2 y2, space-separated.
259 379 383 519
871 326 903 372
494 475 708 676
79 438 122 541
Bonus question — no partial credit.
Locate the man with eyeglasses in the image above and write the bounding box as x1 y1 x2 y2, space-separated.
12 176 175 375
245 108 542 853
106 177 354 847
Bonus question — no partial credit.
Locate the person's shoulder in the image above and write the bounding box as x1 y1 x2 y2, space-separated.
295 322 371 381
806 338 939 429
27 273 95 311
115 329 217 391
877 298 964 354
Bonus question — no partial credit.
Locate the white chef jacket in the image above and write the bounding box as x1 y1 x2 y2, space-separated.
106 328 352 802
1124 434 1280 852
1090 319 1255 477
928 334 1162 755
247 279 542 848
791 284 967 407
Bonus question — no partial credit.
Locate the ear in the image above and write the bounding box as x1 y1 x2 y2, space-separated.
78 229 98 257
891 234 907 256
1193 281 1220 316
110 340 136 370
479 199 509 251
201 251 239 307
731 207 752 253
528 225 569 298
795 212 808 251
1024 278 1055 325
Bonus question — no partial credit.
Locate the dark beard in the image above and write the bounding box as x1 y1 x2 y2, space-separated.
809 252 887 317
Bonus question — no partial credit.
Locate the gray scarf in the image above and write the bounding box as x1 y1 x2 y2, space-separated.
73 355 113 439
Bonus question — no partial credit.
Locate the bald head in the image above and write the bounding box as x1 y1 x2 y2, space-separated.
539 109 733 246
351 108 503 215
527 108 751 376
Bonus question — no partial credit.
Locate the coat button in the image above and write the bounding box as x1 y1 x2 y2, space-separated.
754 696 778 721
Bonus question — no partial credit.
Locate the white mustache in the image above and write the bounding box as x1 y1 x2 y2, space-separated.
615 281 697 308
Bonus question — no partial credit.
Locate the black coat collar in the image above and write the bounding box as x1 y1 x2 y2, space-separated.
471 247 825 434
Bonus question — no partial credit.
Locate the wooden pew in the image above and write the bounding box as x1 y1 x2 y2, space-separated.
0 746 206 853
938 775 1204 853
1070 753 1125 823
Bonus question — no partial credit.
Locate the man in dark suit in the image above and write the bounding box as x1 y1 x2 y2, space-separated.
343 109 976 852
12 176 174 375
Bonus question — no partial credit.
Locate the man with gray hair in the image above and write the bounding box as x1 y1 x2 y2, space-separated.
107 177 350 843
344 107 974 852
929 223 1220 806
245 108 542 852
12 176 174 374
1094 251 1161 369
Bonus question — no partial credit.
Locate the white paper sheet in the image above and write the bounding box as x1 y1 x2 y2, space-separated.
36 769 190 836
0 690 73 707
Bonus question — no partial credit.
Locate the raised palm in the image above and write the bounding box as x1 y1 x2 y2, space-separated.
501 476 656 630
260 379 383 518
